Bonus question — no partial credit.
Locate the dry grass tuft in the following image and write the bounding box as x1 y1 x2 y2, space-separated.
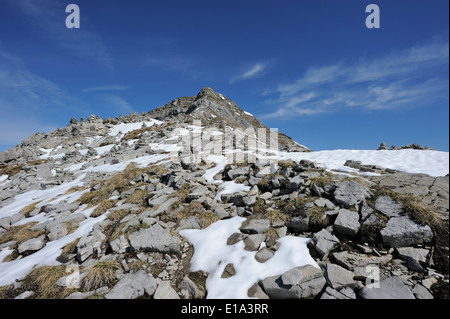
120 126 155 141
20 201 42 216
124 189 150 207
0 222 43 246
81 260 121 291
91 199 118 218
21 265 74 299
0 163 23 178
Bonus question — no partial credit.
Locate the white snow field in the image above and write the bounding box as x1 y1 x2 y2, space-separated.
0 119 448 297
280 149 449 177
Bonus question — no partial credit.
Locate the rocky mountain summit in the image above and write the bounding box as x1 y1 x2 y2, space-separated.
0 88 448 300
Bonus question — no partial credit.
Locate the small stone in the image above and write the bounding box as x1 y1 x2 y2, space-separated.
333 209 360 236
255 247 275 263
359 277 415 299
153 281 180 299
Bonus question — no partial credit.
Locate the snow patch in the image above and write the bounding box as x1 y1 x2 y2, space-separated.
179 217 318 299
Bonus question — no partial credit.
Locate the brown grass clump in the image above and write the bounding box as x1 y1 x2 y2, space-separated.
0 163 23 178
305 206 329 229
91 199 118 218
80 260 121 291
120 126 155 141
276 197 310 217
26 159 50 166
19 201 42 216
173 202 218 228
59 238 80 261
264 209 288 225
174 183 192 203
0 222 43 246
309 174 333 188
21 265 74 299
124 189 150 207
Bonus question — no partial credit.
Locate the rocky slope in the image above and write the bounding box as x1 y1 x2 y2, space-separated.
0 88 448 299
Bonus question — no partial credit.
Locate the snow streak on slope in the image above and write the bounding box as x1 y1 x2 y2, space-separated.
280 149 449 177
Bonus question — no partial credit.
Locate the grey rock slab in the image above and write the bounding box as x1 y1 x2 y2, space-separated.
153 280 180 299
255 247 275 263
314 198 336 209
128 223 181 254
105 270 157 299
150 197 179 216
179 276 205 299
325 263 355 289
332 251 393 270
244 234 266 251
412 284 434 299
259 265 326 299
359 277 415 299
0 216 11 230
395 247 431 264
334 180 371 208
320 286 356 299
240 218 270 234
227 167 250 180
17 235 46 254
281 267 303 286
333 209 360 236
380 216 433 247
312 228 340 257
110 235 130 254
375 196 403 217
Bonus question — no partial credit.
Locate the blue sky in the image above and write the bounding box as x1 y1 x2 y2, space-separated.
0 0 448 152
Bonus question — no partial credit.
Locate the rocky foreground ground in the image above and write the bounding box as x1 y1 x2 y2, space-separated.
0 88 448 300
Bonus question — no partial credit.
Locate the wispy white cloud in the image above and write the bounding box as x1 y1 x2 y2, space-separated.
262 40 449 120
82 85 129 93
230 62 270 83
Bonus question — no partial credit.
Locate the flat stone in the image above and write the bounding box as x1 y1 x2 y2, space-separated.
110 235 130 254
375 196 403 217
153 280 180 299
255 247 275 263
259 265 325 299
244 234 266 251
240 218 270 234
320 286 356 299
314 198 336 209
105 270 157 299
333 209 360 236
332 251 392 270
312 228 340 257
128 224 181 254
395 247 431 264
412 284 434 299
333 180 371 208
281 267 304 286
359 277 415 299
380 216 433 247
18 235 45 254
325 263 355 289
